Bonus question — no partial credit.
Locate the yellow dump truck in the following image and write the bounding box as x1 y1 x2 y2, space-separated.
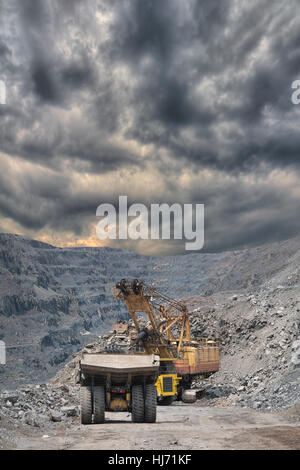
78 353 160 424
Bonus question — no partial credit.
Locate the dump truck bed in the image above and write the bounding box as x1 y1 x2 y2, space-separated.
80 353 160 375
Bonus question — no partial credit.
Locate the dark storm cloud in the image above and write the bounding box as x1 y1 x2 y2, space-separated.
19 0 92 103
110 0 175 63
110 0 223 130
31 61 60 102
110 0 230 63
109 0 300 171
61 61 95 89
0 41 10 57
0 0 300 252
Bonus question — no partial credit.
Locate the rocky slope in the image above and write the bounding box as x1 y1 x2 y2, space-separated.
0 232 299 392
188 287 300 411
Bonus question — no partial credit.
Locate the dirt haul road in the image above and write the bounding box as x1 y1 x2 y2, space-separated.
16 403 300 450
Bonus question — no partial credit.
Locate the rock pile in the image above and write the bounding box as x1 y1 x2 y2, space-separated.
0 383 79 428
188 286 300 412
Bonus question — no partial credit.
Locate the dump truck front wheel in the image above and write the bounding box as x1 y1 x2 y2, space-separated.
131 384 144 422
80 385 92 425
93 385 105 424
145 384 157 423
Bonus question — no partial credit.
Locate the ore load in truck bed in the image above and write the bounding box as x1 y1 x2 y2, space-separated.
80 353 160 375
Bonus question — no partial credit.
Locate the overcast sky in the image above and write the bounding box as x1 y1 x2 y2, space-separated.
0 0 300 255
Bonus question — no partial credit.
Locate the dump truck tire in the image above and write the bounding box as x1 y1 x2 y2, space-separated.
158 395 175 406
145 384 157 423
80 385 92 424
94 385 105 424
131 384 144 423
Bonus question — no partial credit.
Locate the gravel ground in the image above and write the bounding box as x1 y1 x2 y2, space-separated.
4 404 300 450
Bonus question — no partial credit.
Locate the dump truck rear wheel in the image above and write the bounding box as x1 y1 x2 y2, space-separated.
80 385 92 425
93 385 105 424
158 395 175 406
145 384 157 423
131 384 144 423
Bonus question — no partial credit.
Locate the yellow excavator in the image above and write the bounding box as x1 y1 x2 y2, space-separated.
114 279 219 404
